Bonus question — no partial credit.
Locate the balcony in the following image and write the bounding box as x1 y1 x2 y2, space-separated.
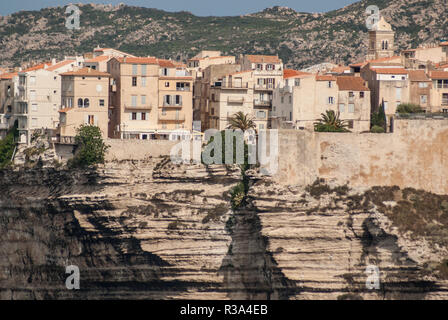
254 84 275 91
159 113 185 122
253 99 272 107
162 102 183 108
228 97 245 104
176 87 191 92
125 104 152 111
218 82 249 90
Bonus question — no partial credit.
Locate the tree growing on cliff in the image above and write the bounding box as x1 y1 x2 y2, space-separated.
69 125 109 168
0 121 18 169
314 110 350 132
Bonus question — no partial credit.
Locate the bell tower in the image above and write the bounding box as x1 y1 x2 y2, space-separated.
367 16 395 60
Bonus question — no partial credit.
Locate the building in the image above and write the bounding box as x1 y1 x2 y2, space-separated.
58 68 111 140
194 64 241 129
272 71 370 133
408 70 432 112
0 72 17 138
84 55 112 72
187 51 236 78
366 16 396 60
361 64 409 121
429 71 448 113
108 56 193 140
15 66 61 144
402 43 448 69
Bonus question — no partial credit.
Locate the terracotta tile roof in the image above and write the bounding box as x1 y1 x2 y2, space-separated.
46 60 76 71
116 57 158 65
372 68 408 75
336 76 369 91
331 66 351 73
283 69 312 79
61 67 111 77
157 59 177 68
350 56 401 68
86 56 111 63
429 71 448 79
316 74 336 81
189 56 234 61
440 42 448 46
408 70 430 82
23 62 52 72
246 55 281 64
0 72 17 79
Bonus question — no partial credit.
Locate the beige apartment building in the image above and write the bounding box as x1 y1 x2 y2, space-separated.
58 68 111 140
187 51 236 78
16 67 62 143
402 43 448 69
272 71 370 132
408 70 432 112
208 70 256 130
429 71 448 113
108 57 193 140
194 64 241 129
361 64 409 121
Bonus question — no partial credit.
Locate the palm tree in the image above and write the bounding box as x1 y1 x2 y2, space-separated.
227 111 256 131
314 110 350 132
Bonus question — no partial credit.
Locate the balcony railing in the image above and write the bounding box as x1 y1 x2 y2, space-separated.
254 84 275 90
176 87 191 92
124 104 152 111
217 82 249 89
162 102 183 107
159 113 185 122
253 99 272 107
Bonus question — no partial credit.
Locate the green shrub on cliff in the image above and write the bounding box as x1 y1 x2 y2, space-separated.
68 125 109 168
0 123 18 168
397 103 424 114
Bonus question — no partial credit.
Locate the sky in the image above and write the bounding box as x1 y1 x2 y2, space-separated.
0 0 359 16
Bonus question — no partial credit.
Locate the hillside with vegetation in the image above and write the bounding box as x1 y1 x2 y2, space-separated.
0 0 447 68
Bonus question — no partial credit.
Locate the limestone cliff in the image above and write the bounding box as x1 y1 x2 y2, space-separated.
0 158 447 300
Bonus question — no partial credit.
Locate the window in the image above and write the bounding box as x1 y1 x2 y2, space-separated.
164 95 171 106
162 108 167 116
68 98 73 108
88 115 95 125
132 112 137 120
175 95 182 105
382 40 388 50
328 81 333 88
256 64 263 71
31 118 37 127
442 93 448 106
348 104 355 113
420 95 428 104
437 80 448 89
165 82 170 87
131 95 137 107
141 112 146 121
281 97 284 103
30 76 36 85
211 108 214 115
396 88 402 101
141 77 146 87
141 65 147 76
78 98 83 108
419 82 428 88
360 92 365 98
132 64 138 75
141 95 146 105
162 68 168 76
30 90 36 100
339 103 345 113
259 124 265 130
294 79 300 86
266 64 274 71
289 96 292 103
328 97 335 104
32 104 38 111
256 111 266 119
99 99 105 107
84 98 90 108
132 77 137 87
